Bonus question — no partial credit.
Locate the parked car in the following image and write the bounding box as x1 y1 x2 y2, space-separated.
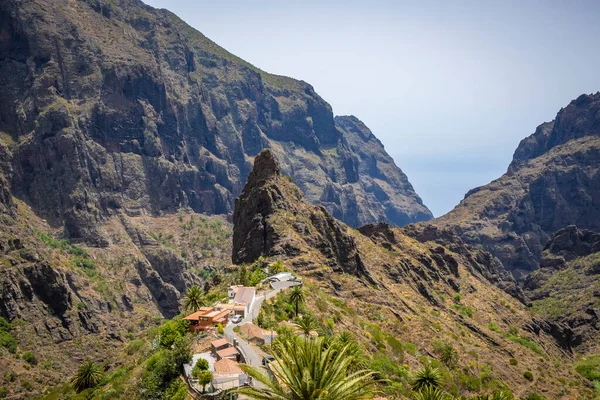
230 315 242 324
262 355 275 367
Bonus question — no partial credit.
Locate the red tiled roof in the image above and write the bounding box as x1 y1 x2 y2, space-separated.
216 347 240 358
214 358 243 374
210 338 229 348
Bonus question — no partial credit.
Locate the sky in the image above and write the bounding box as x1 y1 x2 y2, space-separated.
143 0 600 217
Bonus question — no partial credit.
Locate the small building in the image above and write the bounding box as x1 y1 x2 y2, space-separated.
232 286 256 317
268 272 296 282
239 322 278 345
228 285 244 300
210 338 230 353
213 358 248 391
216 346 240 362
183 307 231 331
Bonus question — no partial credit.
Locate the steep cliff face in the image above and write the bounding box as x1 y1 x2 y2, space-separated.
0 0 430 246
524 226 600 352
435 93 600 276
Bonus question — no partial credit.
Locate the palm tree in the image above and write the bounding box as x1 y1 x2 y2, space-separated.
288 285 305 317
294 314 318 337
440 345 458 368
182 285 206 312
237 336 377 400
412 386 451 400
72 361 103 392
411 363 443 392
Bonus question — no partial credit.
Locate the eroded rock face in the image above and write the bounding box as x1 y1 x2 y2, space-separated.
0 0 431 246
233 150 373 281
403 223 528 304
435 93 600 277
523 226 600 351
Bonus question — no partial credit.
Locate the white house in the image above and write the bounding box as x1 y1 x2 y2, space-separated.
229 286 256 317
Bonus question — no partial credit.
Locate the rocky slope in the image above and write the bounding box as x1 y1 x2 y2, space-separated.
524 226 600 353
231 149 595 399
0 0 430 247
434 93 600 277
0 194 232 398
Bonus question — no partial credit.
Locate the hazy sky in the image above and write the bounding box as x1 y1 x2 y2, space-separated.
143 0 600 217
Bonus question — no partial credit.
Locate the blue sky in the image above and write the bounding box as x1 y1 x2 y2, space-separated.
143 0 600 217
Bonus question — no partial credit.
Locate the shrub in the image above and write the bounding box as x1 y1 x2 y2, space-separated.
0 318 16 354
506 334 543 356
523 393 547 400
574 354 600 381
125 339 146 355
412 363 443 391
523 371 534 382
22 351 37 365
159 319 189 348
452 303 474 318
217 323 224 335
194 358 209 371
440 345 458 368
72 361 103 392
509 358 518 366
0 388 7 398
21 381 33 391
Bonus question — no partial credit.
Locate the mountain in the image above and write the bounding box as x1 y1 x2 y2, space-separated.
523 226 600 353
229 149 595 399
434 93 600 277
0 0 431 248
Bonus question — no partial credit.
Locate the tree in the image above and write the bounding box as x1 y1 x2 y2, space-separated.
288 286 305 317
411 363 443 392
195 369 213 393
72 361 103 392
194 358 209 371
159 319 189 348
294 314 318 337
182 285 206 312
238 264 249 286
238 336 377 400
440 345 458 369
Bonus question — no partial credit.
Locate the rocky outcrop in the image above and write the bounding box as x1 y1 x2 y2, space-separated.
0 0 431 247
435 93 600 277
233 149 373 281
523 226 600 351
403 223 528 304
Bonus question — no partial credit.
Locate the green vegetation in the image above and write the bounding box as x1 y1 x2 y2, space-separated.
139 336 192 399
0 317 17 353
294 314 318 337
523 371 534 382
158 319 189 348
72 361 104 392
574 354 600 381
182 285 206 312
22 351 37 365
452 303 474 318
412 363 444 391
194 370 212 393
289 285 306 317
238 336 377 400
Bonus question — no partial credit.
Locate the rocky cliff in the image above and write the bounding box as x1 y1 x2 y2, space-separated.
435 93 600 277
0 0 431 246
523 226 600 352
